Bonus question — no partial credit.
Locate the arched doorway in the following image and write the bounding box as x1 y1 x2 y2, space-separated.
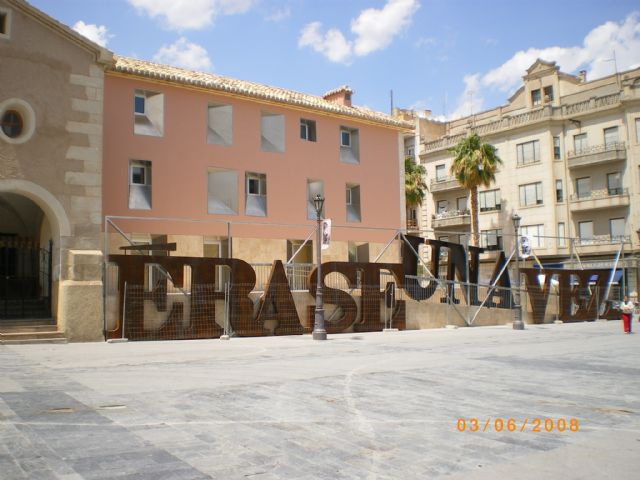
0 192 53 322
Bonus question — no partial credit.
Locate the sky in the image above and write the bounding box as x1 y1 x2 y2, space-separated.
29 0 640 120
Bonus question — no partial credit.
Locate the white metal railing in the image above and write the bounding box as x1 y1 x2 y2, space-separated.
567 141 625 159
432 209 470 220
570 188 628 201
575 235 631 246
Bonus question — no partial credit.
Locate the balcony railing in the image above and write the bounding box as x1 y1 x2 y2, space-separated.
575 235 631 247
432 209 471 229
567 142 626 168
421 92 624 153
406 219 419 232
430 176 463 192
569 188 628 202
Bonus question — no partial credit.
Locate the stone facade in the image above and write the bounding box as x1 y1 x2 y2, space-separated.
415 60 640 292
0 0 112 341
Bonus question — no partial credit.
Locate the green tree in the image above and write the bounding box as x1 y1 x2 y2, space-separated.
404 157 427 228
449 133 502 246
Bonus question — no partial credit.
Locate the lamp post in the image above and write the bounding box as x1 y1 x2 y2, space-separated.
512 212 525 330
312 194 327 340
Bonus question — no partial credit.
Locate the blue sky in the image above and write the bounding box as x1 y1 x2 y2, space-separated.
30 0 640 119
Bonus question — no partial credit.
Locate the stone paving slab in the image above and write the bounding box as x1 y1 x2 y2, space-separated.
0 321 639 479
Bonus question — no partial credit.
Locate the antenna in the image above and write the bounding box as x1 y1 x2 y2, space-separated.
390 89 394 114
443 92 448 119
605 50 620 89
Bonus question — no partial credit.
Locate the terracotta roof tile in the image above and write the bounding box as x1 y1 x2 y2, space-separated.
111 56 412 130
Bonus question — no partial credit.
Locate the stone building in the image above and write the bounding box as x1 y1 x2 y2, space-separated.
0 0 112 341
416 59 640 293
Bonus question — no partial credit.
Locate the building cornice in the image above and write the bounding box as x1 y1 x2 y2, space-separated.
421 90 639 155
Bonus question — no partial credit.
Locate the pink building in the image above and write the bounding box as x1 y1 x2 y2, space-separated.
104 57 411 266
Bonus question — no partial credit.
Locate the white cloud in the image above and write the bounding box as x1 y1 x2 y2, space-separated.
72 21 112 47
298 22 353 64
447 12 640 119
128 0 255 30
266 7 291 22
298 0 419 64
352 0 420 56
153 37 213 71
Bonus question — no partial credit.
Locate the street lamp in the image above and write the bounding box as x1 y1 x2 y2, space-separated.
312 194 327 340
512 212 525 330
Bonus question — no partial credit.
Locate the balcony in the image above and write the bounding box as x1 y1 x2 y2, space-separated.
432 209 471 229
406 219 419 233
569 188 630 212
567 142 626 169
431 176 463 193
574 235 631 254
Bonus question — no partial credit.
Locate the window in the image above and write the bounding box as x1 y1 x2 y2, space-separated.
348 242 369 262
543 86 554 102
607 172 622 195
516 140 540 165
435 164 446 181
557 223 566 247
207 103 233 145
129 160 152 210
480 229 503 251
436 200 448 214
245 172 267 217
208 168 238 215
456 196 467 212
339 127 359 164
553 136 561 160
204 236 230 290
0 8 11 39
636 118 640 143
260 112 285 152
0 98 36 144
346 183 361 222
479 189 500 212
1 110 22 138
307 179 324 219
556 179 563 203
300 119 316 142
573 133 588 154
519 182 543 206
521 224 545 248
576 177 591 199
610 218 625 240
578 221 593 240
604 126 619 147
134 89 164 137
531 89 541 106
341 130 351 147
134 95 145 115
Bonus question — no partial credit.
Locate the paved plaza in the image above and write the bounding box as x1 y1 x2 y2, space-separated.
1 320 639 479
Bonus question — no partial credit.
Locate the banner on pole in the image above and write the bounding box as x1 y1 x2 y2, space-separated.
321 219 331 250
520 235 532 259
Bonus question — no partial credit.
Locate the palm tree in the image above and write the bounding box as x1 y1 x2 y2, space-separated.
449 133 502 246
404 157 427 231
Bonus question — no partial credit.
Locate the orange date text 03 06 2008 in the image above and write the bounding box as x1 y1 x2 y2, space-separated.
456 418 579 433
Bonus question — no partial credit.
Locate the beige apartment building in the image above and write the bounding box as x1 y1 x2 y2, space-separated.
415 59 640 293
